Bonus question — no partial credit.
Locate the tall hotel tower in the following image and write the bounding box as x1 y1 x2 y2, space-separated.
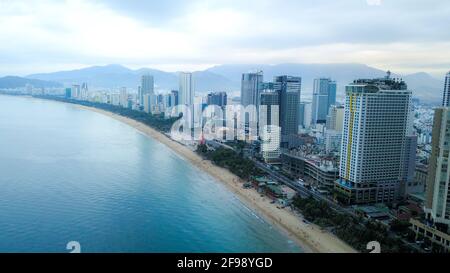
335 72 415 204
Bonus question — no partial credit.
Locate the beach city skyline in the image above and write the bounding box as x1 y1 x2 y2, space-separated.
1 0 450 267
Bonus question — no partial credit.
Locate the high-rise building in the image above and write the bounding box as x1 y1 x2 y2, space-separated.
207 92 227 108
274 76 301 147
325 105 345 154
400 135 418 197
410 74 450 250
111 93 120 106
241 71 263 108
140 74 154 106
425 107 450 233
298 102 312 130
137 86 142 106
335 73 414 204
170 90 179 107
326 105 344 132
71 84 80 99
81 82 88 100
179 72 194 106
442 71 450 107
65 88 72 98
143 94 154 113
311 78 336 124
119 87 128 107
163 93 172 109
260 90 280 162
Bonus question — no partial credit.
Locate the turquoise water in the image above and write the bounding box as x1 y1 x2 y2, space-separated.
0 95 301 253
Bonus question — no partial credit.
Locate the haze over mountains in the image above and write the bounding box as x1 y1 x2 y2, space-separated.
0 63 444 104
0 76 62 89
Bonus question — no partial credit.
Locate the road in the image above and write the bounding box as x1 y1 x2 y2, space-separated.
252 159 425 253
253 160 358 217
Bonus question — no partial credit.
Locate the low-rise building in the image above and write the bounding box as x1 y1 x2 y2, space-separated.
410 218 450 252
281 153 338 190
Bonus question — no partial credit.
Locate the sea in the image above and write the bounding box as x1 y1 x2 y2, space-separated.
0 95 301 253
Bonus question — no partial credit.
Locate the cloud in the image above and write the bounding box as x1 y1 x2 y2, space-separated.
0 0 449 76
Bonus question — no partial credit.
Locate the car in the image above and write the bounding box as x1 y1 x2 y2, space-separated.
297 179 306 186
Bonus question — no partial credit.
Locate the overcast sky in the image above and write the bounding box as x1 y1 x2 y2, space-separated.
0 0 449 77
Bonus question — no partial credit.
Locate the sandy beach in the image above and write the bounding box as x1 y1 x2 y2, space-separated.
76 104 357 253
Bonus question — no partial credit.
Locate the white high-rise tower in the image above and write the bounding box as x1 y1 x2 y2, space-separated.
335 73 415 204
179 72 194 106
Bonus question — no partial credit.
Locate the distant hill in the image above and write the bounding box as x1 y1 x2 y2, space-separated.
0 76 62 89
27 64 234 93
27 63 444 104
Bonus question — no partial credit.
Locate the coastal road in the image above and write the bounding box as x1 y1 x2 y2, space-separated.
253 160 425 253
253 160 360 218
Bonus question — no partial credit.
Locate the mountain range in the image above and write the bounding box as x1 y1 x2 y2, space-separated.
0 63 444 104
0 76 62 89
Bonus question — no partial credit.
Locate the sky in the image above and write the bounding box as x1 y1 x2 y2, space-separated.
0 0 449 77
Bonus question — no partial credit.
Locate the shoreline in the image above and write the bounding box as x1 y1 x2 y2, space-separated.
70 103 356 253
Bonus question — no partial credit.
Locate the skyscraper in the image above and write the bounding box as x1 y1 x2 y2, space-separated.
207 92 227 108
273 76 301 147
179 72 194 106
81 82 88 100
311 78 336 124
119 87 128 107
140 74 154 106
170 90 179 107
260 89 280 162
442 71 450 106
425 107 450 233
410 73 450 250
298 102 312 130
241 71 263 108
335 74 414 204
